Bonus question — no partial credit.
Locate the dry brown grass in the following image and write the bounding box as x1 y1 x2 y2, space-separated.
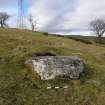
0 28 105 105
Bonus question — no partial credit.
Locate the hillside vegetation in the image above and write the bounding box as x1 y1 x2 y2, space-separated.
0 28 105 105
66 35 105 44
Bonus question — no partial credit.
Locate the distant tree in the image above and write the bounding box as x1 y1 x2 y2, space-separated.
0 12 10 28
90 19 105 43
28 14 38 31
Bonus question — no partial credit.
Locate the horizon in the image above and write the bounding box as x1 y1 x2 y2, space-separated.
0 0 105 36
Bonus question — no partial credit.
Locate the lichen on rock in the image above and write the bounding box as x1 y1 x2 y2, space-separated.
25 56 85 80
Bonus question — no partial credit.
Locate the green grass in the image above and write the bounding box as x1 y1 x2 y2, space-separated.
66 35 105 45
0 28 105 105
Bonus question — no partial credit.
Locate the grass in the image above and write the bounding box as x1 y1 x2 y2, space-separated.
66 35 105 44
0 28 105 105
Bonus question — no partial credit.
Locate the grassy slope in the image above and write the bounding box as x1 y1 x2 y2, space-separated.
0 28 105 105
65 35 105 44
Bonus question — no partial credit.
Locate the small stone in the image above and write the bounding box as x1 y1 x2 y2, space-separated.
55 87 60 89
63 86 68 89
47 87 52 89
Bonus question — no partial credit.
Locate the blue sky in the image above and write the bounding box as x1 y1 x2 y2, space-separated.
0 0 29 27
0 0 105 35
24 0 29 15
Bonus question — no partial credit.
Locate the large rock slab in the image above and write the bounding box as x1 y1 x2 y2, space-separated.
25 56 85 80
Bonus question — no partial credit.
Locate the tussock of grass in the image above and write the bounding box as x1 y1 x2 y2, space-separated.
0 28 105 105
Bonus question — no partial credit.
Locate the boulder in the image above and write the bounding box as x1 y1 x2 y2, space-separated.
25 56 85 80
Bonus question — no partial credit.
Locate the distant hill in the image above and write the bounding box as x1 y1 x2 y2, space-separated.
0 28 105 105
66 35 105 44
50 34 105 44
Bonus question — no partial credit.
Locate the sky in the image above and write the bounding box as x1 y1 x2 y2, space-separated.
0 0 105 35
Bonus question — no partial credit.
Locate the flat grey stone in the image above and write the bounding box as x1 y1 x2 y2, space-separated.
25 56 85 80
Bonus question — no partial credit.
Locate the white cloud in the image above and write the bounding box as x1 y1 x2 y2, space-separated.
29 0 105 35
28 0 75 30
63 0 105 30
0 0 105 35
0 0 18 27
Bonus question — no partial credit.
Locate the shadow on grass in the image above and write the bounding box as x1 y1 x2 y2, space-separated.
80 65 95 84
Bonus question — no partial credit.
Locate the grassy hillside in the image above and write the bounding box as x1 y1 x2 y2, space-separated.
65 35 105 44
0 28 105 105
